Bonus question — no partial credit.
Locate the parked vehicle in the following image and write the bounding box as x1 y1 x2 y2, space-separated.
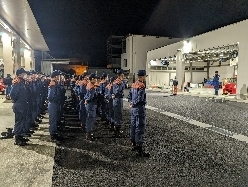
0 81 5 95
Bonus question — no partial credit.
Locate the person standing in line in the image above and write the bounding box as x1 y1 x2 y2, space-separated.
112 69 125 137
47 70 61 143
10 68 29 146
84 73 97 141
127 70 150 157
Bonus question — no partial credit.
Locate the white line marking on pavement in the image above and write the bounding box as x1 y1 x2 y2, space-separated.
123 98 248 144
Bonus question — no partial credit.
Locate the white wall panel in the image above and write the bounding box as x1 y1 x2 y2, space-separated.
192 72 205 83
122 35 182 74
149 71 169 86
185 72 191 83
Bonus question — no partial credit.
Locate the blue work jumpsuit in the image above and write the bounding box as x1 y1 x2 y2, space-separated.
127 80 147 146
10 78 28 136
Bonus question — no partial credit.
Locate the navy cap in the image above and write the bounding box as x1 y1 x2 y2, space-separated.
116 69 124 75
16 68 26 76
102 72 107 78
88 73 96 79
109 77 115 82
51 70 60 78
137 70 147 76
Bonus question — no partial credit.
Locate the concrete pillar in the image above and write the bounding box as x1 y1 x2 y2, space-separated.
189 62 193 82
176 51 183 91
15 35 21 70
206 61 210 79
236 43 248 99
2 32 14 77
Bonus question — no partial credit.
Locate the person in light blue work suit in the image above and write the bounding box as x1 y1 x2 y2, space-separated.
99 73 108 121
105 77 115 130
84 73 97 141
213 71 220 95
127 70 150 157
112 69 125 137
10 68 29 146
47 70 61 143
79 74 88 129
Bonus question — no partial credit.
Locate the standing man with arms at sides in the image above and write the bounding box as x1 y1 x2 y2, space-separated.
105 77 115 130
112 69 125 137
172 77 178 95
213 71 220 96
47 70 61 144
79 74 88 130
99 73 108 122
127 70 150 157
10 68 29 146
84 73 97 141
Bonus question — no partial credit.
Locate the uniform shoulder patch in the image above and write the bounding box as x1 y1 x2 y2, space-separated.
86 82 94 90
81 80 88 86
106 83 112 90
132 81 145 89
113 78 122 85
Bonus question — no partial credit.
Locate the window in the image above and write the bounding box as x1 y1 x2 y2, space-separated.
195 67 204 71
123 59 127 67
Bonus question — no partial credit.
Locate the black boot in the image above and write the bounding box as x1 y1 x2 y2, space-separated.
131 141 138 151
14 136 27 146
35 118 42 123
51 134 61 145
86 132 95 141
110 123 115 131
136 146 150 157
113 127 122 138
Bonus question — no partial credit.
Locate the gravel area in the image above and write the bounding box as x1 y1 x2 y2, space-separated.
52 100 248 187
144 94 248 136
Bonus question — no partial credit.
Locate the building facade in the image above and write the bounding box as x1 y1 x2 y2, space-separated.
146 19 247 98
121 35 182 78
0 0 48 77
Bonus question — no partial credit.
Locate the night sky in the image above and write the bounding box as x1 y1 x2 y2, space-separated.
27 0 248 68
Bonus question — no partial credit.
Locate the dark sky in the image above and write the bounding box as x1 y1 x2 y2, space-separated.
27 0 248 68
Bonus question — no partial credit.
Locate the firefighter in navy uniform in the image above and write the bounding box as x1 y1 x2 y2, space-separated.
84 73 97 141
47 70 61 143
105 77 115 130
127 70 150 157
112 69 125 137
79 74 88 129
10 68 29 146
99 73 108 121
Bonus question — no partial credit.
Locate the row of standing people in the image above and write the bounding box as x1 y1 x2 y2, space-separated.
71 69 149 157
9 68 149 157
9 68 51 146
71 69 125 141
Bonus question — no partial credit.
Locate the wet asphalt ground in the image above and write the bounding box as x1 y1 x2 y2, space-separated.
51 91 248 187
